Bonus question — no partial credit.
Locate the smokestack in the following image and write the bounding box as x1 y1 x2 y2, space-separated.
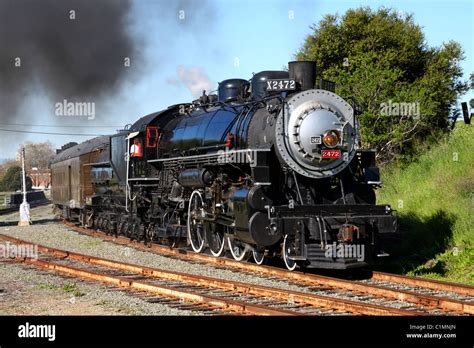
288 61 317 91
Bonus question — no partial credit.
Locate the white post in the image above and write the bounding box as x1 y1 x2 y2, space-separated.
21 148 27 203
18 147 30 226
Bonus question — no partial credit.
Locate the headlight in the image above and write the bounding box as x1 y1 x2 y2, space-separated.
322 130 340 148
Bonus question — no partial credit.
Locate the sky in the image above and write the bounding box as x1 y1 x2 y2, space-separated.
0 0 472 160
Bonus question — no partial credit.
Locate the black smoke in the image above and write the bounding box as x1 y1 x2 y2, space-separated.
0 0 141 119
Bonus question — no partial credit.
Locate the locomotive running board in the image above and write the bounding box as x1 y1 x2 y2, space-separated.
147 148 271 163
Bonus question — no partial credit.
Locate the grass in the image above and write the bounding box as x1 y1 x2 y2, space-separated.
376 123 474 285
37 282 85 297
83 239 103 248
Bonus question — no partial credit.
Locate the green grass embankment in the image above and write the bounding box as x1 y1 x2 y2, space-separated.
377 124 473 285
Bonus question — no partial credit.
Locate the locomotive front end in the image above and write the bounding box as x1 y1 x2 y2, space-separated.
275 88 358 179
253 62 398 270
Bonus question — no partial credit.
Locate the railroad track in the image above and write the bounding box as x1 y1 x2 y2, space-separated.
2 232 473 315
0 234 429 316
59 220 474 315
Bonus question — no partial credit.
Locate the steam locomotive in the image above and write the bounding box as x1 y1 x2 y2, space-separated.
51 61 397 270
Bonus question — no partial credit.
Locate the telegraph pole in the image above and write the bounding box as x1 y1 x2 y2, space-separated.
18 147 30 226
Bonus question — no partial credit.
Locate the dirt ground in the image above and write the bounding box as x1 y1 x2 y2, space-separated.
0 205 190 315
0 262 122 315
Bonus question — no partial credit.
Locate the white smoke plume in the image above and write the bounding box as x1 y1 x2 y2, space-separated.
176 65 214 98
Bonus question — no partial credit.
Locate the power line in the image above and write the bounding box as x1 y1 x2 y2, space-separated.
0 123 122 128
0 128 106 136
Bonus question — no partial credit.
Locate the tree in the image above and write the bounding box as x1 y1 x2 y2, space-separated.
18 141 56 171
0 159 19 180
0 166 21 191
296 7 468 161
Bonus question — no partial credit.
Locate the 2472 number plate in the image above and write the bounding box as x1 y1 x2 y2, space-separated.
266 79 296 91
321 150 341 159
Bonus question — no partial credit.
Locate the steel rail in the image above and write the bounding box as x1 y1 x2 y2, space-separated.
369 271 474 297
21 257 296 316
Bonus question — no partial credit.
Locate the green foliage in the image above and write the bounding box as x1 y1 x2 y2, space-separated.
62 283 85 297
297 7 468 161
377 124 474 285
0 166 22 191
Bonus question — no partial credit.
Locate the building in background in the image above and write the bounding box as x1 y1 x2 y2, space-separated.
28 168 51 189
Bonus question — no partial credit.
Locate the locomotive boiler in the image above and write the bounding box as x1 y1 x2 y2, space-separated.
51 61 397 270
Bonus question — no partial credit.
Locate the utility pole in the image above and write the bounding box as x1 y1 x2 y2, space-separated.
18 147 30 226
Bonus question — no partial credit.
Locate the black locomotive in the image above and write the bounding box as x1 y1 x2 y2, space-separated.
51 61 397 270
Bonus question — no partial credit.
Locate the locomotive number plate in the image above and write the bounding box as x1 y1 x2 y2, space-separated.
321 150 341 159
266 79 296 91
